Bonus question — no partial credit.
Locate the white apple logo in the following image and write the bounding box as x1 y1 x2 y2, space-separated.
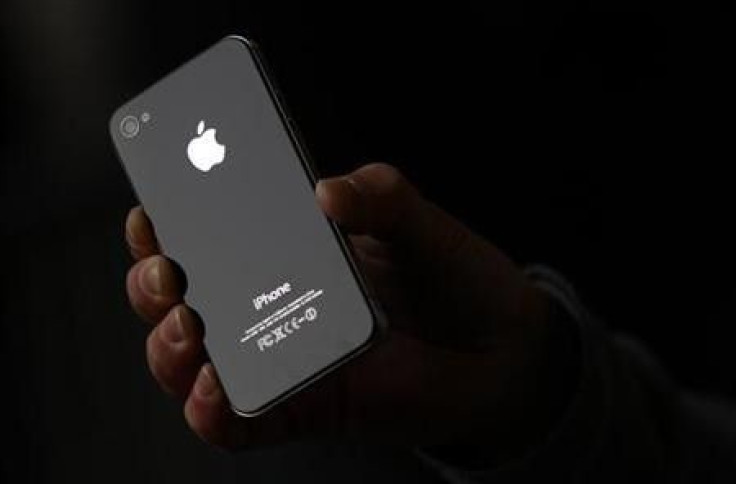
186 120 226 172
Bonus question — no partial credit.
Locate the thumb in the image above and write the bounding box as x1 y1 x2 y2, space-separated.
316 163 541 349
315 162 473 261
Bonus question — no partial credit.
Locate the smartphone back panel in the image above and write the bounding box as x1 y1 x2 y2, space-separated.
110 36 377 415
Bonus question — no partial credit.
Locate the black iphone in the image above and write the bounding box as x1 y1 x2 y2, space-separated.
110 35 383 416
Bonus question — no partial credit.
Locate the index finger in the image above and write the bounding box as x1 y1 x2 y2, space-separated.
125 206 160 260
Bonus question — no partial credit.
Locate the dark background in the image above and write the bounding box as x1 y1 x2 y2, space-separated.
1 1 733 482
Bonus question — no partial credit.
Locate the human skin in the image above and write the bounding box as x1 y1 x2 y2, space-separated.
125 162 577 458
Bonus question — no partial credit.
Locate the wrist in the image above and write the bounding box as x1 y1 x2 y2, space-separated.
488 284 582 462
416 284 582 469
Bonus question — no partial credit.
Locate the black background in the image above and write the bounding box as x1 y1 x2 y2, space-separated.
1 1 733 482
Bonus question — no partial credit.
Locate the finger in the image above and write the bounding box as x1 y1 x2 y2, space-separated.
183 360 352 449
126 255 184 324
315 162 421 240
182 364 292 450
317 163 530 346
348 235 402 309
183 364 234 447
146 305 204 398
316 163 474 265
125 206 159 260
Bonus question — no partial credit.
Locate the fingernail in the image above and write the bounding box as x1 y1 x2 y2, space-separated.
317 176 350 196
162 306 187 344
343 175 362 195
196 365 217 398
141 257 163 296
314 178 332 199
125 207 144 246
124 226 134 247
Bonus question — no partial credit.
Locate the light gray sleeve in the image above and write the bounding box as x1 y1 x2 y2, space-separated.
412 264 736 483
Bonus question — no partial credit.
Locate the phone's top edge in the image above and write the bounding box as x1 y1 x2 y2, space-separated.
225 34 257 50
108 33 256 134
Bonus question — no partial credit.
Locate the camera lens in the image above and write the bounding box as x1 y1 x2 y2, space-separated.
120 115 140 138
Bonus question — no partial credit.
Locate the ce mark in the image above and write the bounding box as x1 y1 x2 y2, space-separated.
256 307 318 352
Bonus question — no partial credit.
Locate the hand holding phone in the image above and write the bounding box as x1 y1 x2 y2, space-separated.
125 161 562 449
